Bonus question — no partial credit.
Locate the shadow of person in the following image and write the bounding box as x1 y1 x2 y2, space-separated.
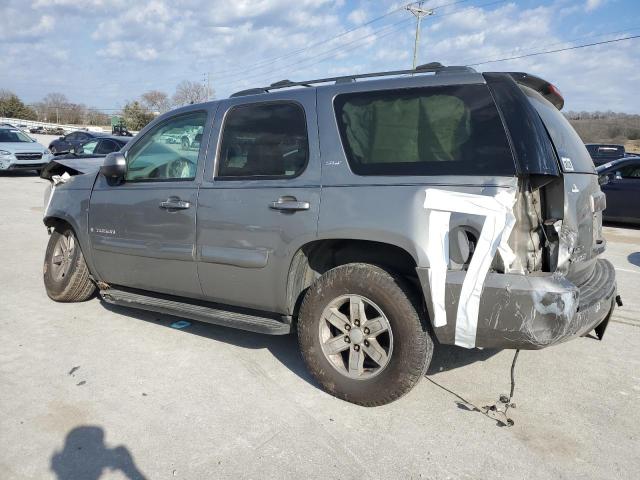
51 426 147 480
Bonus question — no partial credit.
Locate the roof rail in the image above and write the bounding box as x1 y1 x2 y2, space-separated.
229 63 476 97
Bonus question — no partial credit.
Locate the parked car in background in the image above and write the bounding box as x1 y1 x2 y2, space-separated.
41 64 617 406
40 136 130 180
63 136 129 158
597 156 640 224
45 127 66 136
0 126 52 173
30 126 45 134
48 131 113 155
586 143 627 165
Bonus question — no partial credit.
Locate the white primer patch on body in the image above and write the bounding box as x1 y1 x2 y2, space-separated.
423 188 517 348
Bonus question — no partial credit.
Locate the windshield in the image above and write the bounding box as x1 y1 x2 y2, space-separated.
521 86 595 174
0 129 34 143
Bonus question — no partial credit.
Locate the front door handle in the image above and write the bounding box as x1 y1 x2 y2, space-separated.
159 196 191 210
269 196 310 212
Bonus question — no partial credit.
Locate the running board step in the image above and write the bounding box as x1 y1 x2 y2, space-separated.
100 288 291 335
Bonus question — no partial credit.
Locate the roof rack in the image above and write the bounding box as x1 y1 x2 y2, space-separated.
230 62 475 97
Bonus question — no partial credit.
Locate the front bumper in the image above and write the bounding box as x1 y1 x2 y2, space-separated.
0 158 48 171
417 258 616 350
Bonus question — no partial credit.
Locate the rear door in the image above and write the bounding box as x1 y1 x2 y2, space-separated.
196 90 320 313
89 109 212 298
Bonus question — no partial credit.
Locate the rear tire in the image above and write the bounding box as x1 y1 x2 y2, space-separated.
44 227 96 302
297 263 433 406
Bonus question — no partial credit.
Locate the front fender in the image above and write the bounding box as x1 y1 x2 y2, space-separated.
43 180 99 280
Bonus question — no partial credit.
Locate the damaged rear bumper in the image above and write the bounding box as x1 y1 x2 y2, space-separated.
417 258 616 350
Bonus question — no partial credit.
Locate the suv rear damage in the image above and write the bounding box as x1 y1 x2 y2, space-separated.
41 63 618 406
418 72 617 350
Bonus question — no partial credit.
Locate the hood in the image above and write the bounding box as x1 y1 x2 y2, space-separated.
0 141 48 153
40 156 104 180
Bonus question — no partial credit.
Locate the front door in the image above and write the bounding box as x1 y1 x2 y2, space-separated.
197 91 320 313
89 109 211 298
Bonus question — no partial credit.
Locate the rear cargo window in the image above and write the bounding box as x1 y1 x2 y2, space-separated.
521 86 595 174
334 84 515 176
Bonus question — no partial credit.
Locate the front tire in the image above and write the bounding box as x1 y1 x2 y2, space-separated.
44 227 96 302
298 263 433 406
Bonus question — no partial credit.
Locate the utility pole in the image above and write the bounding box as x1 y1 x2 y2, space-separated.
406 1 434 70
203 72 212 101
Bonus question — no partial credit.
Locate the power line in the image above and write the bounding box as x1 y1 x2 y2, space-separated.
467 34 640 66
211 16 418 88
212 0 507 90
209 0 474 78
209 3 408 77
456 26 640 66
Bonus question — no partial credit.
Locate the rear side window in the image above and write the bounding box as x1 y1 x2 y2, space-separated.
217 102 308 179
522 86 595 174
334 84 514 176
95 139 120 155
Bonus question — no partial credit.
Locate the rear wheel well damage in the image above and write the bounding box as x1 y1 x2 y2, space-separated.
286 239 420 318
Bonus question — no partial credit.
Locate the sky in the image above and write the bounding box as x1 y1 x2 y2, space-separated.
1 0 639 113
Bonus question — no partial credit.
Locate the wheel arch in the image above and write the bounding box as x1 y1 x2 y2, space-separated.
43 213 100 281
285 239 420 317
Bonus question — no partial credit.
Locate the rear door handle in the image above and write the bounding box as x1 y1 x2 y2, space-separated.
159 196 191 210
269 196 310 211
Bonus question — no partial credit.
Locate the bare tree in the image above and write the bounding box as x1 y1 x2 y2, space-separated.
40 93 70 123
141 90 171 114
86 108 111 127
172 80 213 107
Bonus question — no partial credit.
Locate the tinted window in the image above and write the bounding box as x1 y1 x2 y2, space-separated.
95 139 120 155
65 133 78 142
217 102 308 178
334 84 514 176
522 86 595 174
621 164 640 179
126 111 206 182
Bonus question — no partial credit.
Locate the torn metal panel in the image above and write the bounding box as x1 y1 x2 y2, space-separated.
43 172 71 218
40 157 103 181
423 188 517 348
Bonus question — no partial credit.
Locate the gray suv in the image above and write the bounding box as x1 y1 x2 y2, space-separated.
42 63 617 406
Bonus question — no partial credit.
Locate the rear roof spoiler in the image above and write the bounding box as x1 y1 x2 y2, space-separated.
506 72 565 110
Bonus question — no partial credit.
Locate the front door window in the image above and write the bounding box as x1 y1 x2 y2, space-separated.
126 112 207 181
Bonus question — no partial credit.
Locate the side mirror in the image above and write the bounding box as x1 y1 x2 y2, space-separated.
615 171 623 180
101 152 127 182
598 174 609 186
59 136 65 140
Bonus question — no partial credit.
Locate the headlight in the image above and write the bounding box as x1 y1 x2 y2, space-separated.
0 150 12 157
